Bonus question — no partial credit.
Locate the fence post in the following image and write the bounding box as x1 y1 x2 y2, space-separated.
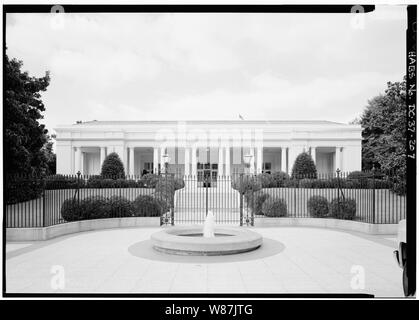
205 175 209 216
336 169 341 218
42 186 46 227
77 171 81 219
372 166 376 224
240 173 243 226
171 173 175 226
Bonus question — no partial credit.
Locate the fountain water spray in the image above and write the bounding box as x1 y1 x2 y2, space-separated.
203 210 215 238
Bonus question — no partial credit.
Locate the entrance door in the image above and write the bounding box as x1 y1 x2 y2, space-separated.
197 162 218 187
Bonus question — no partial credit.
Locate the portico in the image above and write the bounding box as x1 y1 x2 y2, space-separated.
55 120 362 176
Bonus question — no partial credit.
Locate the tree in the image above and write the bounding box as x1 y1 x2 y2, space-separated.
359 78 406 185
4 53 52 176
100 152 125 178
291 152 317 178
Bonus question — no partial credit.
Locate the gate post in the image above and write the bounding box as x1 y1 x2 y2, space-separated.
205 176 209 216
240 173 244 226
372 166 376 224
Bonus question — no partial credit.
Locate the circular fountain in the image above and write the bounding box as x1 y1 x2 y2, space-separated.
151 211 263 256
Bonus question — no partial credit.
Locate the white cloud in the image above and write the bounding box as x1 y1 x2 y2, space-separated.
5 7 406 132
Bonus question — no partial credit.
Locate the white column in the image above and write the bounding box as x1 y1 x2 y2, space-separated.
160 147 166 173
153 147 159 174
256 147 263 174
218 147 224 176
129 147 135 175
184 148 190 176
80 151 84 175
249 147 255 175
335 146 342 171
225 146 231 176
75 147 81 174
191 147 197 176
100 147 106 168
281 147 287 173
311 147 316 165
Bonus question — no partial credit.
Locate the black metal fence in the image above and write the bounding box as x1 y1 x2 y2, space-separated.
4 170 406 228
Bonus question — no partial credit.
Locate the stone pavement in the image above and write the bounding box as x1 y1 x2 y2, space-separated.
6 226 403 296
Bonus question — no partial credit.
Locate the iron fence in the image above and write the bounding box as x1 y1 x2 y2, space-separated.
4 170 406 228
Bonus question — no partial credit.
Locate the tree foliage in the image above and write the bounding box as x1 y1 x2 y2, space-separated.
360 79 406 183
4 53 52 176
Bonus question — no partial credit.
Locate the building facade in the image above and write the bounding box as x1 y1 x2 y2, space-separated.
55 120 362 177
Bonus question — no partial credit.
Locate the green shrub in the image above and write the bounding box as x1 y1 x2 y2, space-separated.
141 173 160 188
245 191 270 215
231 175 262 194
100 152 125 178
108 196 134 217
60 195 111 222
347 171 372 180
329 197 356 220
258 171 290 188
174 177 185 190
291 152 317 179
79 196 111 219
262 197 287 217
86 176 140 188
61 198 81 221
307 196 329 217
45 174 84 190
132 195 163 217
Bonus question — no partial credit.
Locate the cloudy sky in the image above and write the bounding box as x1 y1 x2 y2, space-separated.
6 6 406 135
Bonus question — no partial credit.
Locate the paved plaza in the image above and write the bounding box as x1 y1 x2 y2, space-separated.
6 226 403 296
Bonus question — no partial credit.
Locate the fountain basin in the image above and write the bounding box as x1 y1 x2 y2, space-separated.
151 226 263 256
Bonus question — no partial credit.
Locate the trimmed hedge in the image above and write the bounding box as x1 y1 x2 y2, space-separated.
258 171 290 188
329 197 357 220
86 177 140 188
132 195 164 217
307 195 329 218
141 173 160 188
45 175 85 190
262 197 287 217
61 194 163 221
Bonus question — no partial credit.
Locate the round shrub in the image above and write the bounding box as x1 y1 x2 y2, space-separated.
329 197 356 220
262 198 287 217
108 196 134 217
291 152 317 179
61 198 81 222
132 195 163 217
79 196 111 219
231 175 262 194
307 195 329 217
245 191 270 215
100 152 125 178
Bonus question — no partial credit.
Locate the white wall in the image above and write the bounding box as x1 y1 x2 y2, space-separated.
56 143 72 174
342 145 362 172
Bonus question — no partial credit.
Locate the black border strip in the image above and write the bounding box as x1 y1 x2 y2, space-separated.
3 4 375 14
406 4 417 298
2 4 413 299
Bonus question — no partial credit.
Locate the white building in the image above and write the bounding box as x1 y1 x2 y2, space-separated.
55 120 362 177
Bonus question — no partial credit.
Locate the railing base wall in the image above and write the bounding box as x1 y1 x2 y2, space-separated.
6 217 160 242
254 217 398 235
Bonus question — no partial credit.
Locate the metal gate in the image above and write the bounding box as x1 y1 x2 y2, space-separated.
161 175 253 226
